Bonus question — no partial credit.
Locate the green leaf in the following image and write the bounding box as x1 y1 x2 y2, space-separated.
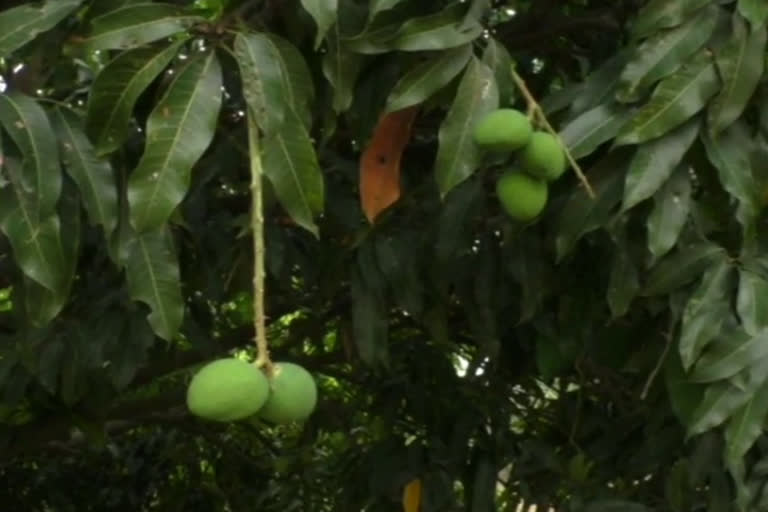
0 0 83 59
692 327 768 383
507 231 550 323
322 25 364 114
646 165 692 263
618 4 720 102
737 269 768 336
83 3 203 51
235 32 315 133
85 39 185 155
554 152 627 261
607 246 640 318
739 0 768 27
678 259 734 370
347 5 482 54
616 51 720 146
385 45 471 113
127 51 222 233
37 339 64 394
22 184 80 326
642 241 726 296
51 108 119 237
434 57 499 198
301 0 337 48
630 0 713 41
702 120 760 241
558 103 633 160
481 38 516 107
707 13 766 136
688 355 768 437
725 377 768 463
570 50 630 115
368 0 405 20
393 9 483 53
622 117 699 210
350 266 389 367
124 225 183 341
0 159 69 294
260 110 325 237
0 92 61 218
665 348 705 425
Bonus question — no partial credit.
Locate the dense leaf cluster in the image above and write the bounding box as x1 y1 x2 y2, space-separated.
0 0 766 511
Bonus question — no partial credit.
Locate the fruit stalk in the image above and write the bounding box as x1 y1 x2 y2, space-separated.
509 66 595 199
247 109 273 375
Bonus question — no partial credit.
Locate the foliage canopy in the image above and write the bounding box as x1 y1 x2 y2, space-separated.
1 0 768 511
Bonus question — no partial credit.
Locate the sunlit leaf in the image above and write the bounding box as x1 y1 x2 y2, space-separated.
127 50 222 232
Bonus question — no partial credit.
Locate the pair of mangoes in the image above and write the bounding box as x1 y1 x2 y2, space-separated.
473 109 566 221
186 358 317 424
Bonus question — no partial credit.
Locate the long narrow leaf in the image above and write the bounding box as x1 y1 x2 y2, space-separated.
86 39 185 155
0 0 83 58
127 51 223 232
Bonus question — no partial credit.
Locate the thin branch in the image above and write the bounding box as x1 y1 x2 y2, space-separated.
640 319 676 400
510 68 595 198
247 109 273 375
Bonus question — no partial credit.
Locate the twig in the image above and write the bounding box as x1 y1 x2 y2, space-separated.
640 321 675 400
247 109 273 376
510 67 595 198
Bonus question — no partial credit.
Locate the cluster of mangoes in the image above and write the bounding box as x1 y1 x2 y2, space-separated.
472 109 567 221
186 358 317 425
